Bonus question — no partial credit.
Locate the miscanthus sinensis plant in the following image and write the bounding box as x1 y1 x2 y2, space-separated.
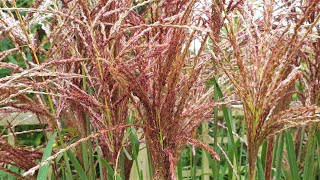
209 0 320 179
0 0 319 179
0 0 219 179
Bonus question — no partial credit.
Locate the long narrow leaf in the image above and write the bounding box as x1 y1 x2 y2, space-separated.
276 133 285 180
285 131 300 180
37 133 57 180
66 150 88 180
303 128 317 180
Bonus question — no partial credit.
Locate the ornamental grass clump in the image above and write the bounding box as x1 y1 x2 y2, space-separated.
0 0 219 179
70 0 221 178
209 0 320 179
116 1 220 179
1 1 141 178
1 0 319 179
0 0 148 178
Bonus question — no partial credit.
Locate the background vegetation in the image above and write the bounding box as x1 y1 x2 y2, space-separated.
0 0 319 179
